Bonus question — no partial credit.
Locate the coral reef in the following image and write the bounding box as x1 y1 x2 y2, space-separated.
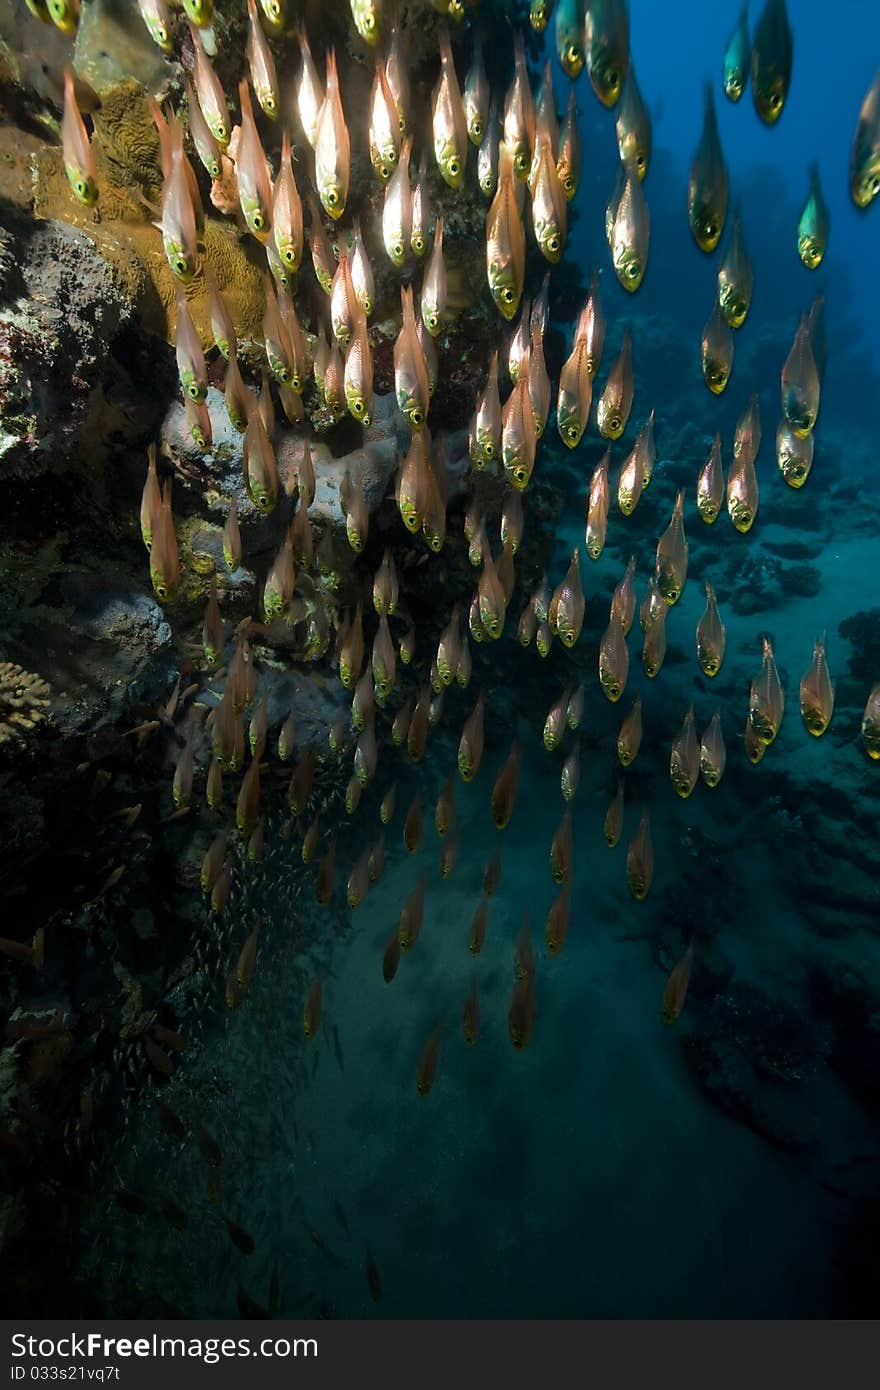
0 662 50 747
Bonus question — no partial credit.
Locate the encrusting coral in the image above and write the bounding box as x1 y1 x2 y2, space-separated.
0 662 50 747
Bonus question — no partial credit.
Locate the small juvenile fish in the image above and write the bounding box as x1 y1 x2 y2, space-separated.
544 883 573 956
369 833 386 886
655 491 688 605
315 839 337 906
604 779 625 848
723 4 751 101
344 317 373 427
611 556 637 634
586 455 610 559
751 0 793 126
616 64 651 178
395 286 430 431
478 100 501 198
850 70 880 209
543 686 571 753
701 301 734 395
501 488 525 554
140 443 162 550
504 30 535 180
246 0 279 119
491 741 522 830
190 25 230 148
464 38 489 145
175 291 207 404
303 979 323 1039
625 806 653 900
398 873 428 951
557 88 582 199
138 0 172 52
236 757 261 837
403 789 423 854
469 895 489 955
556 307 592 449
797 163 830 270
315 49 350 219
421 217 447 337
433 28 468 189
726 410 760 533
549 805 573 884
416 1021 443 1096
700 709 726 788
236 81 273 242
696 434 725 523
642 603 668 678
508 975 536 1050
599 616 629 703
369 56 400 180
561 741 581 802
608 156 649 291
478 540 508 638
596 330 634 440
800 633 834 736
272 132 304 274
62 67 97 206
556 0 585 80
861 684 880 759
458 693 485 781
670 707 700 799
775 418 814 489
781 314 820 437
688 84 728 252
717 214 753 328
661 941 695 1024
150 481 180 603
486 146 526 321
696 581 726 677
462 977 480 1045
749 636 785 745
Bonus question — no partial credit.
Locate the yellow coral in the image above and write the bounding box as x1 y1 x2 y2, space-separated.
0 662 50 747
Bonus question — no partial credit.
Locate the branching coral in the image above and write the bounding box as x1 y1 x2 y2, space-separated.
0 662 50 747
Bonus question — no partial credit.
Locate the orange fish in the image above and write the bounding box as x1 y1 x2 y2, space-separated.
625 806 653 900
661 941 695 1024
490 740 522 829
669 707 700 799
604 779 625 847
416 1021 443 1096
799 632 834 736
696 582 726 677
544 883 572 956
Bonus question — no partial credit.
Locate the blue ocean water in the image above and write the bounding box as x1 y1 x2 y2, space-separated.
76 0 880 1318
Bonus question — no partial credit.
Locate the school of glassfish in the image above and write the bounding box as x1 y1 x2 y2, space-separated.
25 0 880 1165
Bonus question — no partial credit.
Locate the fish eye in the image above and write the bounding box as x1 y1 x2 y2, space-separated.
253 212 265 230
626 261 640 279
564 177 574 193
549 235 559 253
566 426 578 442
217 123 227 141
450 160 460 176
607 69 619 89
412 409 424 426
157 583 167 598
474 121 483 137
266 97 276 113
610 416 620 431
282 247 294 265
566 44 578 63
327 190 339 207
413 236 424 252
501 287 514 304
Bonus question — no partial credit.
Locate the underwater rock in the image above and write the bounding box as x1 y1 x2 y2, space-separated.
838 609 880 684
74 0 172 98
808 962 880 1112
62 576 173 652
683 981 825 1152
0 217 135 476
164 389 470 531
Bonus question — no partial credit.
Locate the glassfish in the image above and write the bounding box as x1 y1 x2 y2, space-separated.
62 67 97 206
661 942 695 1024
625 806 653 900
696 581 726 677
800 633 834 736
700 709 726 788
